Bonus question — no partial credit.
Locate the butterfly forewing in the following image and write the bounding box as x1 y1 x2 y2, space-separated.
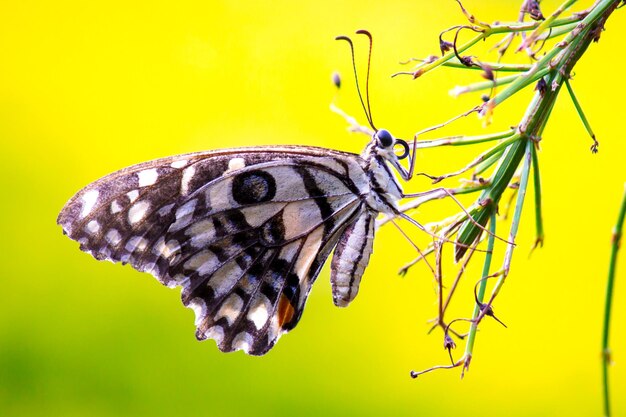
58 146 372 354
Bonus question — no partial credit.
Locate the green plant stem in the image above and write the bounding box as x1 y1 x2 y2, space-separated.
564 78 597 150
416 129 515 149
530 144 544 249
456 0 621 261
473 148 505 177
451 73 525 96
488 139 533 302
463 212 497 375
435 134 521 187
544 21 581 39
421 58 532 72
602 184 626 417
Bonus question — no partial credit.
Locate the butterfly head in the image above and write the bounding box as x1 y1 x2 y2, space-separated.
335 32 412 181
372 128 411 180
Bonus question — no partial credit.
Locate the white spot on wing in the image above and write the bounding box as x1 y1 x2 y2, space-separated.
137 168 158 187
127 190 139 203
181 165 196 195
85 220 100 234
80 190 99 218
232 331 254 353
110 200 122 214
204 326 224 344
128 200 150 224
247 294 271 330
105 229 122 247
224 157 245 174
171 159 189 169
215 293 243 326
188 297 207 326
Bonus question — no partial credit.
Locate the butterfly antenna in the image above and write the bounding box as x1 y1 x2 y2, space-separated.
356 30 375 129
335 34 376 130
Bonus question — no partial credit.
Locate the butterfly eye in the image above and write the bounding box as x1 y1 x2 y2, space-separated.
394 139 410 160
375 129 394 148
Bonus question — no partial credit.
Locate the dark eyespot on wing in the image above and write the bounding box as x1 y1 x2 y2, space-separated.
231 170 276 205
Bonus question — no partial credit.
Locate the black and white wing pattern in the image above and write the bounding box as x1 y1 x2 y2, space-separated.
58 145 385 355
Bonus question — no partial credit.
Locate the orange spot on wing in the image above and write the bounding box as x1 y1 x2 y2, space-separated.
277 294 295 328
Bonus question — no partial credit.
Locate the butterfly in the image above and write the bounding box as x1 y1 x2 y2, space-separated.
57 30 416 355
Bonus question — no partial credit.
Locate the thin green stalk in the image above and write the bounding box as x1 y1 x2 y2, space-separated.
416 129 515 149
542 21 581 40
602 184 626 417
564 78 598 151
463 212 497 375
473 148 505 177
451 73 523 96
490 138 533 302
488 14 586 34
428 134 521 184
386 181 490 223
530 144 544 250
418 58 531 72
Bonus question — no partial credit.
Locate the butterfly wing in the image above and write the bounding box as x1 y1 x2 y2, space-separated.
58 146 370 354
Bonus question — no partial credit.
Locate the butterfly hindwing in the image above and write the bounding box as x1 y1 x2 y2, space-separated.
58 146 370 354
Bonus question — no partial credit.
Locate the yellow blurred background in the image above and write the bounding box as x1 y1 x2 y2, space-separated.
1 1 625 416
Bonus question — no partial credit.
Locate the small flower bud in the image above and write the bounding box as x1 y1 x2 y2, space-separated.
440 40 454 54
332 71 341 89
479 303 508 328
444 334 456 350
459 55 473 67
524 1 544 21
535 78 547 95
481 65 494 81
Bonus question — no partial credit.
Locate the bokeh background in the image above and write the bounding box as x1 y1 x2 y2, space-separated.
2 1 626 416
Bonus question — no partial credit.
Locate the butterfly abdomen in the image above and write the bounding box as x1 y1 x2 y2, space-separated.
330 207 376 307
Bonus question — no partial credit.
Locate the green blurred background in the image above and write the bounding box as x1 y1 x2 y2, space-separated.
2 1 626 416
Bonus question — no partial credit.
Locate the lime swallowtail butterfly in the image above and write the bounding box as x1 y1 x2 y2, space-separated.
57 30 418 355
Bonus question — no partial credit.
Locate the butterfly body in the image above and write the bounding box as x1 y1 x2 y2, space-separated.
58 130 409 355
